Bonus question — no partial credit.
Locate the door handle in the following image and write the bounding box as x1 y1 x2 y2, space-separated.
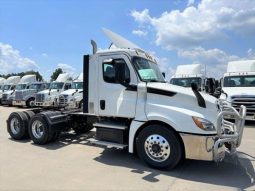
100 100 105 110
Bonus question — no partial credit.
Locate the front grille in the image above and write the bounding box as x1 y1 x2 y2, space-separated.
2 94 8 101
231 96 255 116
15 91 23 100
35 94 45 103
59 95 68 106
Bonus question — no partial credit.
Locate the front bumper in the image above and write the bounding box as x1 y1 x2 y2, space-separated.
35 101 55 107
1 98 13 105
181 105 246 162
12 100 26 106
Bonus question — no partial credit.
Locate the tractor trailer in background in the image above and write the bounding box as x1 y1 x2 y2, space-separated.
57 73 83 109
13 78 49 108
1 76 21 105
220 60 255 120
6 29 246 169
170 64 217 95
0 77 6 89
35 73 71 107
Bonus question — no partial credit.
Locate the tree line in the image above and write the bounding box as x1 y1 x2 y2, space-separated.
0 68 65 82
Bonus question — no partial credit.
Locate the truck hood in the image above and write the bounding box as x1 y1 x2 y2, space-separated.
146 82 219 125
222 87 255 100
60 89 82 96
2 90 15 95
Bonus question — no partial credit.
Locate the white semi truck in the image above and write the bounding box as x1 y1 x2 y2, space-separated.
219 60 255 121
170 64 217 95
35 73 71 107
1 76 21 105
6 29 246 169
13 80 49 108
57 73 83 109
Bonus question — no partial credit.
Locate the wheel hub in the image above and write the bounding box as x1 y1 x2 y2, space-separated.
32 120 44 139
144 134 170 162
10 118 20 135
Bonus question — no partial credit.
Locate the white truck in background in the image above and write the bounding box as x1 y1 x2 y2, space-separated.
219 60 255 120
13 79 49 108
170 64 217 95
6 29 246 170
0 77 6 89
1 76 21 105
35 73 71 107
57 73 83 109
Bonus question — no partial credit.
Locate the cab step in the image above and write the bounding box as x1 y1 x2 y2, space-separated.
93 121 128 130
88 138 128 149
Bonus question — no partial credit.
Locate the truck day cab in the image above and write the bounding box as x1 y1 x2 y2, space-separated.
170 64 217 95
35 73 71 107
220 60 255 121
13 81 49 107
57 73 83 109
6 29 246 169
1 76 21 105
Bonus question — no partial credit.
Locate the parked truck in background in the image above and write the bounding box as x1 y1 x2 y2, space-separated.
13 79 49 108
170 64 217 95
57 73 83 109
220 60 255 120
1 76 21 105
6 29 246 170
0 77 6 91
35 73 71 107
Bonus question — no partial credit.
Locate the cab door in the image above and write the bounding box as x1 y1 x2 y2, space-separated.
98 54 138 118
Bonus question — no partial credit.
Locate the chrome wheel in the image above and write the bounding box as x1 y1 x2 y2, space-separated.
32 120 44 139
144 134 170 162
10 118 20 135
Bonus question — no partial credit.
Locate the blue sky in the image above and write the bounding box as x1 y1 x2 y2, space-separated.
0 0 255 80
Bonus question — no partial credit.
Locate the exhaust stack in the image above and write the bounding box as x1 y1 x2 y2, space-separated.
91 40 97 54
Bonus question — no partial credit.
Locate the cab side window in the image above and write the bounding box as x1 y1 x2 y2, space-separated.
103 58 130 84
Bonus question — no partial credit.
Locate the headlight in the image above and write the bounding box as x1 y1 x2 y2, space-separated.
192 116 215 131
46 96 51 101
69 98 75 102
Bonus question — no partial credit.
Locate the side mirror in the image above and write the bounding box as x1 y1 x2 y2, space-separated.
162 72 165 78
115 61 130 85
191 83 198 91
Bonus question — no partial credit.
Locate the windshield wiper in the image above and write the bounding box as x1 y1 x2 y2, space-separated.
145 79 166 83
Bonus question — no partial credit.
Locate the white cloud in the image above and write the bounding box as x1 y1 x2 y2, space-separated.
57 63 76 77
178 47 240 78
131 0 255 49
131 9 151 23
187 0 195 7
41 53 48 57
247 48 255 59
0 42 38 74
132 30 147 36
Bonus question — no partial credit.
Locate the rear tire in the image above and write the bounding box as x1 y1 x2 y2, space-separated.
7 112 29 140
28 114 51 145
136 124 182 169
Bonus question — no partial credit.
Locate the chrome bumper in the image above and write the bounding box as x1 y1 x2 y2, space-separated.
12 100 26 106
181 105 246 162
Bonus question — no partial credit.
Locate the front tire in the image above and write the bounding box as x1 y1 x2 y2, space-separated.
26 98 35 108
136 124 183 169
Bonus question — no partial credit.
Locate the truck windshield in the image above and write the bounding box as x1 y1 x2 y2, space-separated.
30 84 42 90
16 84 27 90
71 82 83 89
223 75 255 87
3 85 11 90
170 77 202 88
132 57 165 82
50 82 64 89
